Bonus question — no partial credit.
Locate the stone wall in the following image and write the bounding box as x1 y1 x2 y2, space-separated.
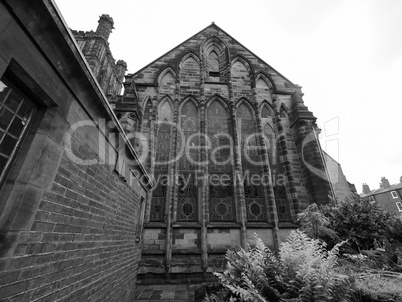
72 15 126 99
0 1 149 300
125 23 333 281
323 151 352 201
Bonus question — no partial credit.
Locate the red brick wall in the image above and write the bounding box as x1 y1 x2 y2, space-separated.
374 190 402 215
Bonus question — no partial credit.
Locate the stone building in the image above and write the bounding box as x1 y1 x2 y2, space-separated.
113 23 348 282
323 151 358 201
0 0 150 301
0 0 354 299
71 14 127 101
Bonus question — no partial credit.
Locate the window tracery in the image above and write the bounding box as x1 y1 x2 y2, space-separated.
237 103 267 222
177 101 199 222
207 100 235 222
150 100 173 222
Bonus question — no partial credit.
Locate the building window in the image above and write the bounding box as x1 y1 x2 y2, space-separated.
237 103 267 222
396 202 402 212
391 191 398 199
208 51 220 82
207 100 235 222
0 80 34 184
149 99 173 222
177 100 199 222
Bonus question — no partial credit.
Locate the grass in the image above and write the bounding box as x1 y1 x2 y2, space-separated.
353 273 402 301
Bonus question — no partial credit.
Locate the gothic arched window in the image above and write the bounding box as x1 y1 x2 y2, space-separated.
261 104 275 168
142 99 153 129
207 100 235 222
209 51 219 72
274 106 292 221
237 103 267 222
177 101 199 222
208 51 220 82
150 119 171 222
149 100 173 222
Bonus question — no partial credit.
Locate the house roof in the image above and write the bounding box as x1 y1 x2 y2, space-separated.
360 182 402 197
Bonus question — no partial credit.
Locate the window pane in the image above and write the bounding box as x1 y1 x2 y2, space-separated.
0 155 7 172
8 117 25 137
0 134 17 156
18 101 32 118
0 81 9 104
0 108 14 130
0 80 34 183
4 92 21 112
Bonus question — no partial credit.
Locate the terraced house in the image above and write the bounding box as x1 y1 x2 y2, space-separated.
0 0 353 300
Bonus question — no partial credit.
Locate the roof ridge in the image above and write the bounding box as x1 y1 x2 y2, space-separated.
129 23 296 87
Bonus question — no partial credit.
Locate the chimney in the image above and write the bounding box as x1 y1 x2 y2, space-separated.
379 177 390 189
96 14 114 41
362 183 371 194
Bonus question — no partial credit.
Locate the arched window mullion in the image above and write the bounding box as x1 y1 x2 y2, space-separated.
207 100 235 222
149 96 173 222
237 103 267 222
177 101 199 222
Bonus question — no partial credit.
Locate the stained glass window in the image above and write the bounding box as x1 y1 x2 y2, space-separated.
150 100 173 222
237 103 267 222
177 101 199 222
263 123 276 169
273 108 292 221
207 100 235 222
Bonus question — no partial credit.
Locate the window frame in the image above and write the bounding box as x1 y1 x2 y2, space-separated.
0 78 36 187
391 191 398 199
396 202 402 212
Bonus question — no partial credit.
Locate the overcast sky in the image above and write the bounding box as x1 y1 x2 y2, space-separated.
55 0 402 193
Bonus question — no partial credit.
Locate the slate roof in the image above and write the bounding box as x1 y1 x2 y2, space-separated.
360 182 402 197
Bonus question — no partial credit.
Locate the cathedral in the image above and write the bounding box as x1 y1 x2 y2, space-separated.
72 15 346 281
0 1 353 300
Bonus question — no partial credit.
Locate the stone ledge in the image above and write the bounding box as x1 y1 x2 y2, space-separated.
144 222 167 228
278 222 298 228
207 223 241 228
246 223 274 228
207 248 227 254
142 249 165 255
172 249 202 255
172 223 202 228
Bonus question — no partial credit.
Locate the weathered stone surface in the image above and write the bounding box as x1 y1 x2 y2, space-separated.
0 2 149 301
122 22 342 280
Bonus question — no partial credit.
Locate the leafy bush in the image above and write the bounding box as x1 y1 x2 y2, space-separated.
205 197 402 302
297 203 340 247
299 196 402 252
324 196 394 251
205 230 351 302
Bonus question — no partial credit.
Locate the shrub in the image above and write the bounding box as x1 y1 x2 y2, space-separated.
325 196 394 251
299 196 402 252
205 230 351 302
